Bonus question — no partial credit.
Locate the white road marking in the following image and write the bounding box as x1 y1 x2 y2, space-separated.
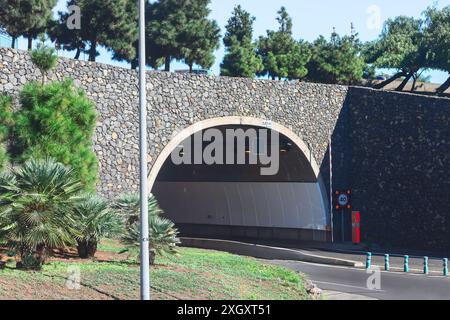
313 280 385 292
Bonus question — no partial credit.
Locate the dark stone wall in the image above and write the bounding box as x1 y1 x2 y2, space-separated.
346 88 450 251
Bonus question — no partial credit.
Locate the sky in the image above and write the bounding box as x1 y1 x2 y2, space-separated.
15 0 450 83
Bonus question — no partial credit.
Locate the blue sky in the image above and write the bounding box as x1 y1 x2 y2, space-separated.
16 0 450 83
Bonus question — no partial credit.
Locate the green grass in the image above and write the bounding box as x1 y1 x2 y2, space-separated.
0 239 310 300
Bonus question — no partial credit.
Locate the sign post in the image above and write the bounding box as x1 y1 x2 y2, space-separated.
335 190 351 242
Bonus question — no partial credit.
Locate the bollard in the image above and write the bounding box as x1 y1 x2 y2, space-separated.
366 252 372 269
444 258 448 276
423 256 429 275
384 254 390 271
404 255 409 273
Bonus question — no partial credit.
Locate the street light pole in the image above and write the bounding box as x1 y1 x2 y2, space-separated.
138 0 150 300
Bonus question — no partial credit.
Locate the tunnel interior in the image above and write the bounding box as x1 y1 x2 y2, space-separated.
152 125 330 242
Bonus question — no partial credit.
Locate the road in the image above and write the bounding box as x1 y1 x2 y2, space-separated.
268 259 450 300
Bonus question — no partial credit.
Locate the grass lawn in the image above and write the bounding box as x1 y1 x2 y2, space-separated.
0 239 311 300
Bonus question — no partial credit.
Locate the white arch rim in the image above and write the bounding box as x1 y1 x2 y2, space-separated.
148 116 321 192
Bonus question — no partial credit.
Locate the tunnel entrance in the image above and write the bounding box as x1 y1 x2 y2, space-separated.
150 118 330 242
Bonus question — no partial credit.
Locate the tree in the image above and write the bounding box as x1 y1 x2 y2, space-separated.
13 80 98 190
307 26 366 85
0 96 13 172
54 0 137 62
72 194 119 258
181 19 221 72
30 36 59 85
365 16 427 91
147 0 220 72
220 5 262 78
0 158 82 269
423 5 450 93
0 0 56 49
257 7 310 80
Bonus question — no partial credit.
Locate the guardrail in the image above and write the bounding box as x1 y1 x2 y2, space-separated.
366 252 449 276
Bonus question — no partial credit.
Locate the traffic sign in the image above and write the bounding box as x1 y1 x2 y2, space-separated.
335 190 352 209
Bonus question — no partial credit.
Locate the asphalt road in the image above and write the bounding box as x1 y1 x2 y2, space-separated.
268 260 450 300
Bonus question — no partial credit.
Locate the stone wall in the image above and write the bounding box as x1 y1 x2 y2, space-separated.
1 47 449 251
0 48 347 197
346 88 450 251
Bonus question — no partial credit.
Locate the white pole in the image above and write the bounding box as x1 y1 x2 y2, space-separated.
138 0 150 300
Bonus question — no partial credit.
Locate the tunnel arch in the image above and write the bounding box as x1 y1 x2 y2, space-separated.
148 116 321 191
148 116 330 242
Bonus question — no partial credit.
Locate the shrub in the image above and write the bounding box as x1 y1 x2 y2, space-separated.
72 194 121 258
0 158 83 269
121 215 180 265
114 193 163 227
13 80 98 190
0 95 14 171
114 193 180 264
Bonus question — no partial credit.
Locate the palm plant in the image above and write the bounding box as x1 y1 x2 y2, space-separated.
0 158 82 269
113 193 162 227
114 193 179 265
72 194 121 259
121 215 180 265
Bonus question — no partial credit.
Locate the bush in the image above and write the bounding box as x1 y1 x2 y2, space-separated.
72 194 121 258
0 158 83 269
0 95 14 171
114 193 163 227
13 80 98 190
114 193 180 264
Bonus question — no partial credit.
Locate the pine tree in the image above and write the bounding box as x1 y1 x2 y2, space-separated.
423 5 450 93
53 0 137 62
307 26 366 85
365 16 427 90
220 5 262 78
0 0 57 49
181 18 220 72
256 7 310 80
147 0 220 72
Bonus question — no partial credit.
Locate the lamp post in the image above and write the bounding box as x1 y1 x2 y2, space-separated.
138 0 150 300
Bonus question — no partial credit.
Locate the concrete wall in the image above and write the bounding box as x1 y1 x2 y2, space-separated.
153 182 328 230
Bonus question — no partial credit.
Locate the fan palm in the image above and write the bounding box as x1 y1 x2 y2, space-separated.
72 194 121 258
115 192 179 264
121 215 180 265
0 158 82 269
113 193 162 227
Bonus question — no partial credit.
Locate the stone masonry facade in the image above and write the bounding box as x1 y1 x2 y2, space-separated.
0 48 449 251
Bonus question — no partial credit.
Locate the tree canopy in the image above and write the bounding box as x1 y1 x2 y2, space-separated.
52 0 137 62
257 7 310 80
220 5 262 78
423 6 450 93
0 0 57 49
147 0 220 71
307 26 366 85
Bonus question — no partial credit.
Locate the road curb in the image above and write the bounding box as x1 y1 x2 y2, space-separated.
180 237 364 268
